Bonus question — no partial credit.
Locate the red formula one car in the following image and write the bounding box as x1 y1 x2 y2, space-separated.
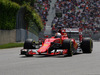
20 28 93 57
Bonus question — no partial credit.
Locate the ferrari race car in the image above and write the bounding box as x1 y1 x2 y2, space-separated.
20 28 93 57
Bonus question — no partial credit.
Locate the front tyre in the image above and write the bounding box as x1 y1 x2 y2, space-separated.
62 39 73 56
24 39 34 49
81 38 93 53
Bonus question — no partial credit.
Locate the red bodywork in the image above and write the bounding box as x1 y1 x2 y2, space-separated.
38 36 67 53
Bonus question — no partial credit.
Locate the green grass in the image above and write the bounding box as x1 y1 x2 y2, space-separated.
0 43 24 49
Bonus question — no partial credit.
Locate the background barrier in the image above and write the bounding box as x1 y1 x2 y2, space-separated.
0 29 39 45
0 30 16 45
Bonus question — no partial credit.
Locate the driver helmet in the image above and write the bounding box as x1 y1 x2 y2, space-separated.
55 32 61 38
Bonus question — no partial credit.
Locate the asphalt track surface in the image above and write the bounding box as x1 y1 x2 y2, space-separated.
0 42 100 75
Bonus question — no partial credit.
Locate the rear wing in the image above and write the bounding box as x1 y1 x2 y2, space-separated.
62 28 83 42
65 28 79 33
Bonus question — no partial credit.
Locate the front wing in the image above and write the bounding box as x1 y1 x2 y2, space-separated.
20 49 68 56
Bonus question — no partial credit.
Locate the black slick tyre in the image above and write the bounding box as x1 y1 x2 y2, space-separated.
81 38 93 53
24 39 33 49
62 39 73 56
48 44 54 54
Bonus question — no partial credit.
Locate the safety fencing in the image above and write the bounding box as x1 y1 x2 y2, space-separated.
16 29 39 42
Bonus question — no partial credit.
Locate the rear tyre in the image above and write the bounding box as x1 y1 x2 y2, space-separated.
24 39 34 49
62 39 73 56
81 38 93 53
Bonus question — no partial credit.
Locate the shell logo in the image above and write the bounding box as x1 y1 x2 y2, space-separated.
44 44 48 46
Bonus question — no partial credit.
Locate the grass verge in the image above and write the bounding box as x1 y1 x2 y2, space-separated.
0 43 24 49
